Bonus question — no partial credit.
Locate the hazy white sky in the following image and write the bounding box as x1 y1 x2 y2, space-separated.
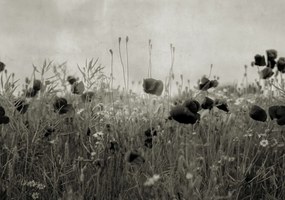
1 0 285 88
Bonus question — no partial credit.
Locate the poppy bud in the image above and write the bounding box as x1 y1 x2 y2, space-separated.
33 79 42 91
259 67 274 79
277 57 285 73
215 100 229 112
266 49 278 61
201 97 214 110
0 106 5 116
143 78 164 96
0 61 5 72
0 116 10 124
170 105 199 124
67 76 77 85
249 105 267 122
199 77 211 91
183 99 200 113
254 55 266 66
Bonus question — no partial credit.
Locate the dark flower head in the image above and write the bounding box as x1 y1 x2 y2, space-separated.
33 79 42 91
268 106 285 124
199 77 211 90
277 57 285 73
254 54 266 66
183 99 200 113
266 49 278 61
170 105 199 124
0 116 10 124
267 59 276 69
144 127 157 137
58 104 74 115
215 100 229 112
0 61 5 72
0 106 5 116
126 151 145 164
108 140 119 153
81 91 95 103
44 127 55 137
14 99 29 114
86 127 91 136
249 105 267 122
259 67 274 79
144 138 153 148
26 88 39 98
71 81 85 95
143 78 164 96
67 76 77 85
201 97 214 110
209 80 219 88
53 97 68 112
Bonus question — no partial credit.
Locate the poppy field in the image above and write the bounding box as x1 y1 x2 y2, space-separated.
1 44 285 200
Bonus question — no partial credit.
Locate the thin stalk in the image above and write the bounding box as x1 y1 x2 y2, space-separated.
118 37 127 91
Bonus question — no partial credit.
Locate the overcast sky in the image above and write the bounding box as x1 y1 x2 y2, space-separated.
1 0 285 89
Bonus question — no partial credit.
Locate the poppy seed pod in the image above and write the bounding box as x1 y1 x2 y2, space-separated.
0 116 10 124
277 57 285 73
0 61 5 72
0 106 5 116
81 91 95 103
71 81 85 95
14 99 29 114
259 67 274 79
201 97 214 110
249 105 267 122
33 79 42 91
67 76 77 85
53 97 68 112
183 99 200 113
254 54 266 66
143 78 164 96
170 105 199 124
199 77 211 91
266 49 278 61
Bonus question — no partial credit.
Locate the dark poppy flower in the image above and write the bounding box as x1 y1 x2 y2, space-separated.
182 99 200 113
199 77 211 91
170 105 199 124
71 81 85 95
0 116 10 124
201 97 214 110
267 59 276 69
277 57 285 73
259 67 274 79
26 88 39 98
0 61 5 72
209 80 219 88
0 106 5 116
268 105 285 126
215 100 229 112
58 104 74 115
144 127 157 137
81 91 95 103
33 79 42 91
86 127 91 136
277 117 285 125
53 97 68 112
67 76 77 85
143 78 164 96
254 54 266 66
266 49 277 61
126 151 145 164
249 105 267 122
14 99 29 114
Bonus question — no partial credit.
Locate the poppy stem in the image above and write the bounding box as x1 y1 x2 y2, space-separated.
118 37 127 91
148 39 152 78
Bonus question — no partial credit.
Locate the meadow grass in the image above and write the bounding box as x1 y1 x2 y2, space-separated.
1 44 285 200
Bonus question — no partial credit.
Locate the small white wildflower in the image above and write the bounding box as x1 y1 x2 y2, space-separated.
31 192 39 199
192 131 197 135
91 152 96 157
186 172 193 180
76 108 85 115
92 131 104 139
257 133 267 138
260 139 269 147
228 157 235 162
37 183 45 190
144 174 160 186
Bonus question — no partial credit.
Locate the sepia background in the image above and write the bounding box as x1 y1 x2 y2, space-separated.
1 0 285 89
